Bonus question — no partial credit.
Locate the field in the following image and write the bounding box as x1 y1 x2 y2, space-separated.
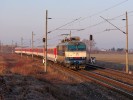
91 53 133 65
90 53 133 72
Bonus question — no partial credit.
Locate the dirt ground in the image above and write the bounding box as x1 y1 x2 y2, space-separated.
0 53 131 100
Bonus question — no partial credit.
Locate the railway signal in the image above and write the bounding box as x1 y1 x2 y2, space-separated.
21 37 23 58
12 40 14 54
90 35 93 40
32 32 35 59
89 34 93 63
43 38 45 42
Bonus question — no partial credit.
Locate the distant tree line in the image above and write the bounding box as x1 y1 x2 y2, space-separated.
110 47 125 52
81 39 133 53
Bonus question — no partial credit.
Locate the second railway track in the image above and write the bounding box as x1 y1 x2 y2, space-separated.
87 64 133 86
49 62 133 99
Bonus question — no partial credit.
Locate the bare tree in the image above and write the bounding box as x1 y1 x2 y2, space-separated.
82 39 96 53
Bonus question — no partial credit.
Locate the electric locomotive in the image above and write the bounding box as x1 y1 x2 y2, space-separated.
56 36 87 69
15 36 87 70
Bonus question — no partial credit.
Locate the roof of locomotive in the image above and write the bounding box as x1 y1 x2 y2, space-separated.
57 40 85 46
57 36 86 47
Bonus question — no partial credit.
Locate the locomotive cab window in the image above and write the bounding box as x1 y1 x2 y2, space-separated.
68 44 86 51
77 45 86 51
68 45 76 51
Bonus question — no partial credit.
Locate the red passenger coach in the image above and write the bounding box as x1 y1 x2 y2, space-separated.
47 48 57 62
15 47 57 63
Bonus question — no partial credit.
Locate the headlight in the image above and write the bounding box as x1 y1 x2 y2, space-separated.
82 57 86 59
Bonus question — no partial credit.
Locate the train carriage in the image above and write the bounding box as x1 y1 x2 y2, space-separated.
47 48 57 62
15 36 87 70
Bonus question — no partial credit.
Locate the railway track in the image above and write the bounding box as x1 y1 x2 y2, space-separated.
49 62 133 99
80 70 133 99
80 70 133 92
87 64 133 86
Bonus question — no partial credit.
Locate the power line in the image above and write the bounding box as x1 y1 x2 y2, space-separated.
107 23 133 30
72 0 130 31
57 28 84 30
47 1 129 35
80 0 128 21
48 17 81 33
48 35 60 40
111 10 133 20
82 11 133 33
93 30 106 35
100 16 126 34
84 21 105 30
76 11 133 32
48 18 77 20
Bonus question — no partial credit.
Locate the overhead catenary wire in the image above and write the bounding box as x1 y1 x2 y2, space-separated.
43 1 133 49
47 0 129 35
77 10 133 32
100 16 126 34
45 11 133 46
48 18 78 20
80 0 129 21
111 10 133 20
48 17 81 33
48 33 71 41
106 23 133 30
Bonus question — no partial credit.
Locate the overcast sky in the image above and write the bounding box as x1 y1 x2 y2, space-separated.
0 0 133 49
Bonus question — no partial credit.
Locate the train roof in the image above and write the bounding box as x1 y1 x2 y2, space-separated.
57 40 85 46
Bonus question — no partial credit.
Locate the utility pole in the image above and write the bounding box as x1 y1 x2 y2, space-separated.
70 31 71 39
0 41 1 53
32 31 34 59
125 12 129 73
0 41 3 53
44 10 48 72
21 37 23 57
12 40 14 54
100 12 129 73
15 42 17 47
30 40 31 48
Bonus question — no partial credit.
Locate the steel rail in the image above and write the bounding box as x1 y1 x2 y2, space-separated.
47 60 133 100
88 64 133 80
81 70 133 92
65 68 133 99
49 61 133 99
93 69 133 86
86 65 133 85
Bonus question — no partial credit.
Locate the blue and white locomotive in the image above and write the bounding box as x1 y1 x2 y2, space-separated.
56 36 87 69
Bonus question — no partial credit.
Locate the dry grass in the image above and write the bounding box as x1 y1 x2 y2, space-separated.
0 53 131 100
0 66 6 74
11 59 42 75
0 54 86 100
10 56 74 84
0 54 69 99
0 53 74 85
0 56 8 74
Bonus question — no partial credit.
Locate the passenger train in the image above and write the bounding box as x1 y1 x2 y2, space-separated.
15 36 87 69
